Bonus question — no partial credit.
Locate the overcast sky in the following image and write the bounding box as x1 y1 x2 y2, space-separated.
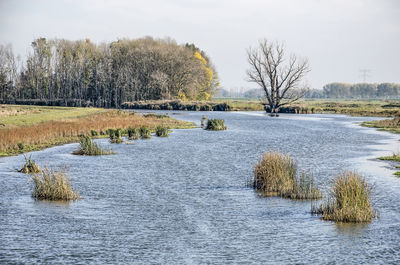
1 0 399 90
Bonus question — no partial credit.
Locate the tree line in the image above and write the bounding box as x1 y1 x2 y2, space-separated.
0 37 219 107
305 82 400 99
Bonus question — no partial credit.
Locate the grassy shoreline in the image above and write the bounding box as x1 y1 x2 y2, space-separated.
0 105 194 157
119 99 400 117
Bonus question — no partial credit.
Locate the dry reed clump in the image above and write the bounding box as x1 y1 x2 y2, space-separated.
73 135 113 155
31 167 80 201
312 171 376 222
253 151 322 200
19 155 41 174
0 110 192 155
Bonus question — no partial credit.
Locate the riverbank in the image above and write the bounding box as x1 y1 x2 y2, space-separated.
361 117 400 134
4 99 400 117
0 105 194 157
2 111 399 263
120 99 400 117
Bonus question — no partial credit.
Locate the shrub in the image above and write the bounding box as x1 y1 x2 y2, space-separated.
127 127 140 140
155 126 169 137
73 135 113 155
109 128 123 143
31 167 80 201
140 126 151 139
205 119 227 131
312 171 376 222
253 151 322 199
19 155 41 174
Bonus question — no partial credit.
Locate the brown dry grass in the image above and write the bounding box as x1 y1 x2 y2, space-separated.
253 151 322 199
0 110 193 156
31 167 80 201
312 171 376 222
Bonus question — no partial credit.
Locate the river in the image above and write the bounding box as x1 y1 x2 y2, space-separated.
0 112 399 264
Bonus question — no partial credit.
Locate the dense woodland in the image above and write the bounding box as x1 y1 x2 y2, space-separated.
0 37 219 107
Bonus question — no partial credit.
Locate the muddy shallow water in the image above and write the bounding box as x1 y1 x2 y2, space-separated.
0 112 399 264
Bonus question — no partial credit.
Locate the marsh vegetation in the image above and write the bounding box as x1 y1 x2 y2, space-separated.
205 119 227 131
253 151 322 200
140 127 151 139
31 167 80 201
0 106 193 156
127 127 140 140
18 155 41 174
312 171 376 223
109 128 124 144
73 135 113 155
155 126 169 137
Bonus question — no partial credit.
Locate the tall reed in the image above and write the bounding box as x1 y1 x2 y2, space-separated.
73 135 113 155
140 126 151 139
109 128 123 143
31 167 80 201
253 151 322 199
312 171 376 222
127 127 140 140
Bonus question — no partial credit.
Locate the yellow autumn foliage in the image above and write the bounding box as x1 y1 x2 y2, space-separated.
194 51 214 89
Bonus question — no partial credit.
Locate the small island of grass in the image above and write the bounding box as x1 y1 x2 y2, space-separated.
31 167 80 201
253 151 322 200
73 135 113 155
312 171 376 223
205 119 227 131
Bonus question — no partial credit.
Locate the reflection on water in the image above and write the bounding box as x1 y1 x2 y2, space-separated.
334 222 370 235
0 112 399 264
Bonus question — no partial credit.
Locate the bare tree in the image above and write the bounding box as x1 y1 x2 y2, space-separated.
247 39 310 116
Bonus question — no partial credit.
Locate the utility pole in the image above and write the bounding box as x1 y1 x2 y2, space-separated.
359 69 371 82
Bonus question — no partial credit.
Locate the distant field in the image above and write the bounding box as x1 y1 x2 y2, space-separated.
0 105 107 127
213 98 400 116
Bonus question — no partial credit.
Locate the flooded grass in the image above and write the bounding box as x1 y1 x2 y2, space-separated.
73 135 113 155
253 151 322 200
205 119 227 131
377 152 400 162
109 128 124 144
18 155 41 174
286 172 323 200
311 171 376 223
127 127 140 140
155 126 169 137
31 167 80 201
140 126 151 139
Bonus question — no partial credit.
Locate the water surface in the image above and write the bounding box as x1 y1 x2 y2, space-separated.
1 112 399 264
